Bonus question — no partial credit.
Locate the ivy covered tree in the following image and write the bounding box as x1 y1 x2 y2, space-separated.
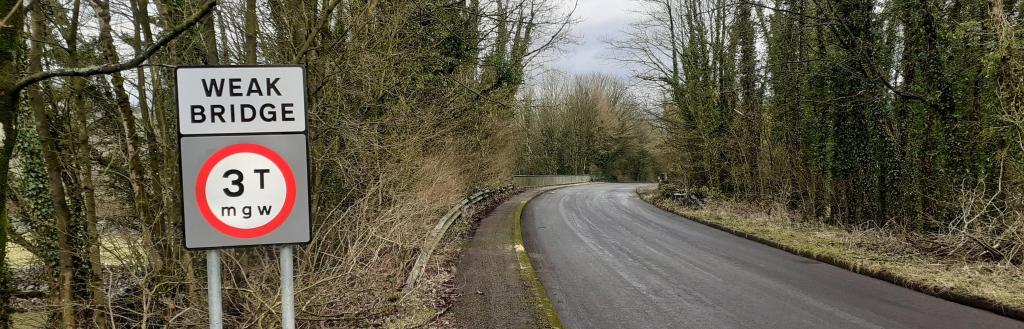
620 0 1024 263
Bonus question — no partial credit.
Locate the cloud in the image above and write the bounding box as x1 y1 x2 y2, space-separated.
569 0 640 25
548 0 642 80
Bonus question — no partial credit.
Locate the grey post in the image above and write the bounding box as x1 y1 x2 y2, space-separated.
281 245 295 329
208 250 222 329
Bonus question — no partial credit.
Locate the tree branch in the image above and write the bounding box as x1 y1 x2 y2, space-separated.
0 0 22 29
296 0 344 62
5 0 217 96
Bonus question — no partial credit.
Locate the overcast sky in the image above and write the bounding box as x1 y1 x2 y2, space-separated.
548 0 642 80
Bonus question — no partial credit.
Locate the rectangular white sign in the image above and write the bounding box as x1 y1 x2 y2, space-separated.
177 66 306 135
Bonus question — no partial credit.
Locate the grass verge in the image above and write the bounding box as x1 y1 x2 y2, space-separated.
514 196 564 329
639 189 1024 321
7 236 139 268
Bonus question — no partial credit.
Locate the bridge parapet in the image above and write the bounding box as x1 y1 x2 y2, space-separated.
512 175 591 188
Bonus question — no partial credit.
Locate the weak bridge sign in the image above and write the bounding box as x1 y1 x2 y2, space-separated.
177 66 311 249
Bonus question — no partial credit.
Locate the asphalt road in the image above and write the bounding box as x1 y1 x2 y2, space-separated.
521 183 1024 329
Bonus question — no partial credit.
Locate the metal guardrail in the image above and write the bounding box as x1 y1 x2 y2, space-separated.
512 175 591 187
402 175 589 294
402 184 513 294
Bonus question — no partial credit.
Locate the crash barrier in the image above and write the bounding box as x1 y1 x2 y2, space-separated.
402 184 513 294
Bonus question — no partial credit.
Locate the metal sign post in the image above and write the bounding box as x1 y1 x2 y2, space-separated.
176 66 311 328
208 250 222 329
281 246 295 329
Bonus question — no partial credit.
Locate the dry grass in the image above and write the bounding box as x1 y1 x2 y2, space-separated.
6 237 133 268
641 192 1024 314
4 245 34 268
11 311 46 329
3 148 508 328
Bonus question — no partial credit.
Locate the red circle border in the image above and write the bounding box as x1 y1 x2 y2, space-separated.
195 143 297 239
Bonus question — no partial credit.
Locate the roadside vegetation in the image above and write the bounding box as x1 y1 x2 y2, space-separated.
0 0 571 328
512 74 659 182
643 186 1024 317
617 0 1024 316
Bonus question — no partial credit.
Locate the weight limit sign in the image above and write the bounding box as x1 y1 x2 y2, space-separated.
181 134 310 248
196 143 296 239
177 66 311 249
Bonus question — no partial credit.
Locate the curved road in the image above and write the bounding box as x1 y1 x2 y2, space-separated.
521 183 1024 329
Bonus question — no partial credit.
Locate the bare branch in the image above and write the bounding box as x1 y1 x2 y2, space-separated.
0 0 21 29
296 0 344 62
5 0 217 96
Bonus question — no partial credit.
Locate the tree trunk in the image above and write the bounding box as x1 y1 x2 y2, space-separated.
0 1 23 326
89 0 164 273
0 94 18 329
55 0 109 324
27 4 76 328
130 0 173 277
202 7 220 64
245 0 258 63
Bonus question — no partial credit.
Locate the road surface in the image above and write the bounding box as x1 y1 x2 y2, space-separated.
521 183 1024 329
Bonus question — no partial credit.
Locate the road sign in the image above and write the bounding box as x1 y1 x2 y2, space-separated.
177 65 311 249
177 65 308 329
177 66 306 135
196 143 294 238
180 134 310 248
